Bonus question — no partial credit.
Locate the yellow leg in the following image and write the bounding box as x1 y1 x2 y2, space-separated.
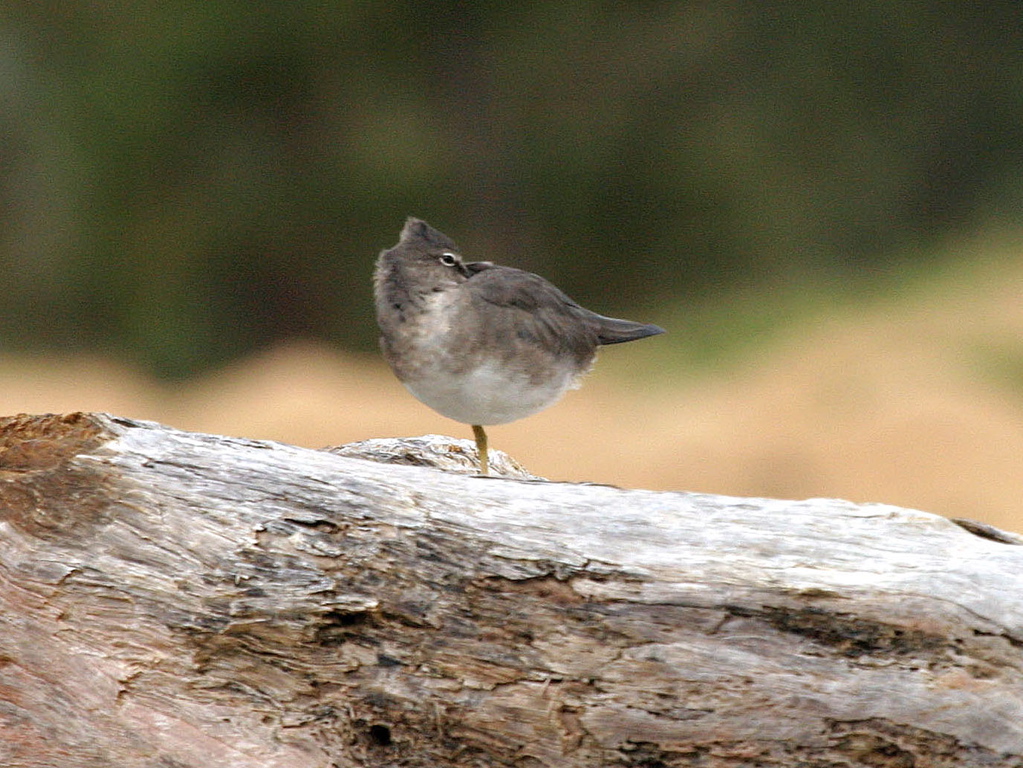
472 424 489 476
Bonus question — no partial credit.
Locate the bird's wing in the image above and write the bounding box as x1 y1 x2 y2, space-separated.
464 265 598 361
466 263 580 312
467 263 665 347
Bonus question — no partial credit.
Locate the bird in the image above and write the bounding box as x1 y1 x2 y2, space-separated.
373 217 665 475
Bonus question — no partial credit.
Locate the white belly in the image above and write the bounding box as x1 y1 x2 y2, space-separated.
403 358 579 426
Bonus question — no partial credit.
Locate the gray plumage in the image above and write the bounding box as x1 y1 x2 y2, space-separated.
374 217 665 473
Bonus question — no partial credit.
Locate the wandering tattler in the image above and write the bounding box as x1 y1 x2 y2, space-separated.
374 217 665 475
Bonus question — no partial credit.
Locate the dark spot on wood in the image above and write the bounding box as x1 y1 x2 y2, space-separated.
368 724 391 746
283 517 340 534
0 412 114 539
0 412 107 471
478 574 584 604
972 627 1023 649
951 517 1023 545
728 605 947 657
835 732 915 767
314 609 377 645
327 610 368 627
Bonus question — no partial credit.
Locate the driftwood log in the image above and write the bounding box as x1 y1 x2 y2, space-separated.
1 412 1022 768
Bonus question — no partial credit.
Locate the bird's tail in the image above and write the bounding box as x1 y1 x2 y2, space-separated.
593 315 666 345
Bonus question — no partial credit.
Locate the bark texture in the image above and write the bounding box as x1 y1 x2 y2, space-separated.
0 412 1022 768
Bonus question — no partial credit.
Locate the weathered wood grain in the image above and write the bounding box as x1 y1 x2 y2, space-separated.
0 412 1021 767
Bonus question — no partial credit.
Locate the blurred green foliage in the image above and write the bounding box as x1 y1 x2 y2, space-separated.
2 1 1022 377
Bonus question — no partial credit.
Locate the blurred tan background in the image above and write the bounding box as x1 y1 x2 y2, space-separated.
3 5 1023 532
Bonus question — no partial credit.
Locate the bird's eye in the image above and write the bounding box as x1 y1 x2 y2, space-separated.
439 252 458 267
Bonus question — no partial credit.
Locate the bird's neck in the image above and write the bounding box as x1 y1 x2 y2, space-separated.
375 259 433 322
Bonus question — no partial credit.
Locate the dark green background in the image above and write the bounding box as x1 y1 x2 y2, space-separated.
4 2 1022 377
